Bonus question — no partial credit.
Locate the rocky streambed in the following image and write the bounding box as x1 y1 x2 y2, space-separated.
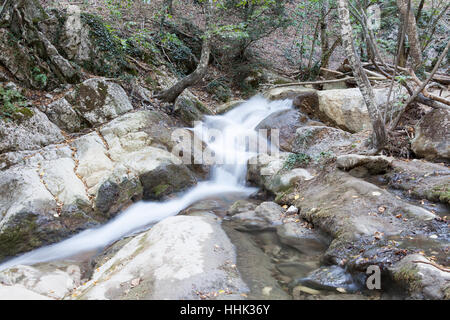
0 79 449 300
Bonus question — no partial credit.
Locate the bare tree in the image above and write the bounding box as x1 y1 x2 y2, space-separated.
155 0 213 103
396 0 422 69
337 0 386 151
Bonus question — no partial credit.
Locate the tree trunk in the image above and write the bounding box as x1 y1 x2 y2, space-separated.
396 0 422 69
337 0 386 151
320 0 330 68
155 0 213 103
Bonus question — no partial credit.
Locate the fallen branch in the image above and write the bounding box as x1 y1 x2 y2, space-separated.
269 76 386 88
412 260 450 273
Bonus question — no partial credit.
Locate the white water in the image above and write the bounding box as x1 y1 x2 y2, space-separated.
0 95 292 271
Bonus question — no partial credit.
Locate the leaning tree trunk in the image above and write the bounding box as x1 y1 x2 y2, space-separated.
337 0 387 151
155 0 213 103
397 0 422 70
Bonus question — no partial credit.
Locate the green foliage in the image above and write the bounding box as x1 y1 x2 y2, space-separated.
0 85 33 121
284 153 311 170
80 13 134 77
31 67 47 88
312 151 335 167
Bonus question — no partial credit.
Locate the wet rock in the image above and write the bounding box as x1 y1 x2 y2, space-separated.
383 159 450 205
276 222 328 255
222 223 291 300
173 90 212 125
231 202 284 231
336 155 393 174
227 200 258 215
232 211 268 231
256 109 310 152
247 153 315 193
0 108 64 153
389 254 450 300
411 109 450 161
292 91 320 114
296 266 358 292
271 169 442 272
216 100 245 114
72 215 248 300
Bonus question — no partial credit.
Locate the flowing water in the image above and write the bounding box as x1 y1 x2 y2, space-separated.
0 96 293 271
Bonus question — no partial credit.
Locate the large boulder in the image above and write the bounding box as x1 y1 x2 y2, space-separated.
292 126 356 157
316 87 405 133
64 78 134 127
411 109 450 161
173 90 212 125
389 254 450 300
256 109 312 152
247 153 315 194
0 108 64 153
71 215 248 300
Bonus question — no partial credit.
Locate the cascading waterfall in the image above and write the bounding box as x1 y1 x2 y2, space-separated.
0 95 292 271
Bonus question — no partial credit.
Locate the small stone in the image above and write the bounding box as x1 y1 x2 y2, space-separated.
262 286 273 296
286 205 299 215
293 285 321 295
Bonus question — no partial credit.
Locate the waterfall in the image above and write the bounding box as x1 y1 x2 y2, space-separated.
0 95 292 271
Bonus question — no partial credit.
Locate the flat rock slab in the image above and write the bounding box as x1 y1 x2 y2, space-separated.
72 215 248 300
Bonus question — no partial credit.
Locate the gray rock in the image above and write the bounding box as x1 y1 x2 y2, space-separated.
293 125 354 157
276 222 327 255
216 100 245 114
227 200 258 215
0 263 81 299
297 266 358 292
173 90 212 125
65 78 133 126
336 154 393 174
256 109 310 152
389 254 450 300
264 86 316 101
42 98 84 132
316 87 406 133
72 215 249 300
411 109 450 161
0 108 64 153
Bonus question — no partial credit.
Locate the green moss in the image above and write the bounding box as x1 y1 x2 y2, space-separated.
0 85 33 122
80 13 133 77
151 184 169 197
393 265 422 292
0 215 41 261
429 183 450 204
